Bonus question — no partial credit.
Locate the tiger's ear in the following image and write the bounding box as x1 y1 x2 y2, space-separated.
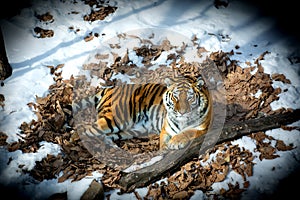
196 76 205 88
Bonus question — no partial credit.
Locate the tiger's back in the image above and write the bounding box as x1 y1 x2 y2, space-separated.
95 83 167 140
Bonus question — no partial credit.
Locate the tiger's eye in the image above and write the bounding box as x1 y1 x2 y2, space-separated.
187 89 194 99
172 89 179 99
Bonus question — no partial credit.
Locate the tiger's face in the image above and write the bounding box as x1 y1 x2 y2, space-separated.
163 76 210 125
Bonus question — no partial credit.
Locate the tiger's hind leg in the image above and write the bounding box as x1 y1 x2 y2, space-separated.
76 122 119 148
77 122 137 170
77 117 135 150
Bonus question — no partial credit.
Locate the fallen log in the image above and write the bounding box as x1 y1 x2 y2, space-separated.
118 109 300 193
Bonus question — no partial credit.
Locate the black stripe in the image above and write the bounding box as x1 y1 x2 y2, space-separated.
113 104 122 131
129 96 133 122
115 86 130 126
149 104 156 122
94 95 99 105
137 90 144 122
149 85 158 115
126 84 136 125
111 87 123 121
134 85 142 95
158 86 167 97
166 91 173 106
116 132 122 140
141 84 157 122
118 86 126 121
158 97 164 105
143 83 153 97
143 106 148 122
152 106 159 131
131 87 137 123
98 88 108 102
200 100 208 116
150 105 162 132
149 85 161 107
134 85 145 122
97 92 112 110
122 85 131 104
104 116 114 133
168 119 178 133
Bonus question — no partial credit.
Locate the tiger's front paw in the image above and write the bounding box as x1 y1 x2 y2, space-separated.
166 134 191 150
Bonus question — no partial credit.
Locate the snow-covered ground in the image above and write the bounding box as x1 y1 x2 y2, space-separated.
0 0 299 199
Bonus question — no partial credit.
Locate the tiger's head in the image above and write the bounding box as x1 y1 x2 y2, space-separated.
163 76 211 128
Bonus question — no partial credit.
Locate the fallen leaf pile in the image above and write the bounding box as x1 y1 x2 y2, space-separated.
223 52 291 121
1 33 296 199
115 134 160 154
145 142 253 199
3 65 120 187
249 131 294 160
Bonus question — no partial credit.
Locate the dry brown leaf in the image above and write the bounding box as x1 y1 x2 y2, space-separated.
172 190 189 199
216 173 226 182
84 34 94 42
36 12 54 22
275 140 294 151
7 141 20 152
280 125 300 131
0 131 8 146
34 27 54 38
271 73 291 84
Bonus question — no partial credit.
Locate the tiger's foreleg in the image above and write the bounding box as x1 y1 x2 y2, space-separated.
159 126 171 150
160 128 207 150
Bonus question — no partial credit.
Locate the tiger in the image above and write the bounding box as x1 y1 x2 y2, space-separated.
72 75 212 151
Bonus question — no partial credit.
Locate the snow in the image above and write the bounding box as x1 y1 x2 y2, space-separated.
0 0 300 199
123 155 163 173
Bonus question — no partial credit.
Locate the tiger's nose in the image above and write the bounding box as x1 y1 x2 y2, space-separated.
176 99 191 115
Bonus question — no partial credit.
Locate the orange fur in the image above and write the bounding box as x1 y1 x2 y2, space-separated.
75 76 213 151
